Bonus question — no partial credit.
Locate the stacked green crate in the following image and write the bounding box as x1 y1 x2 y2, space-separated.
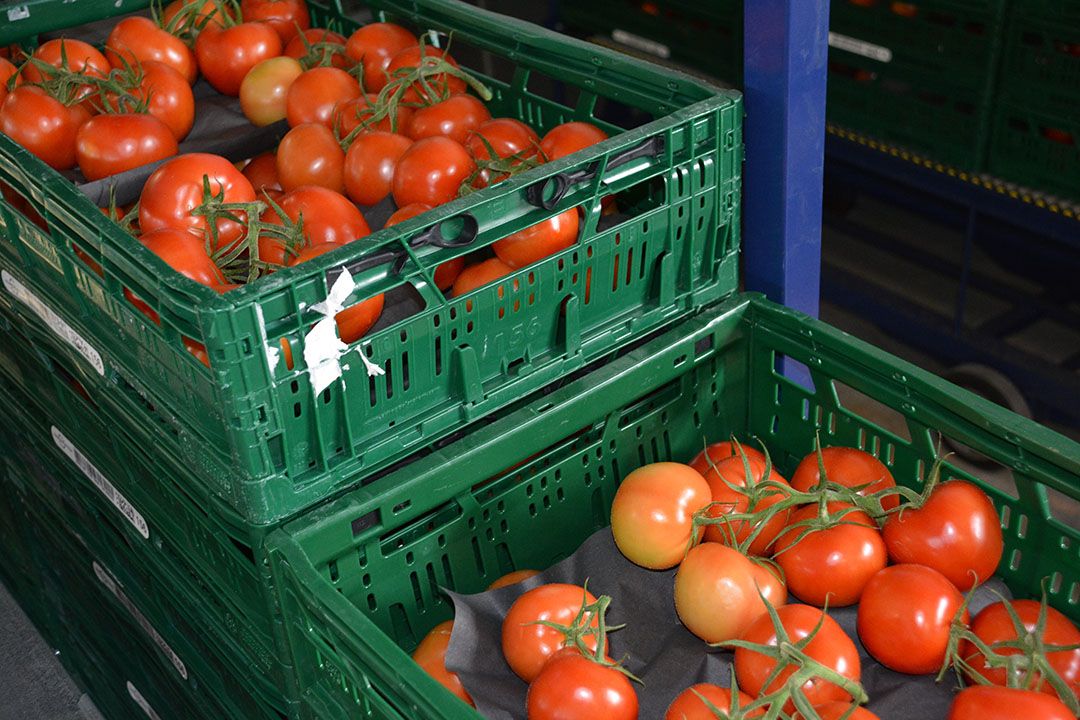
827 0 1006 170
989 2 1080 200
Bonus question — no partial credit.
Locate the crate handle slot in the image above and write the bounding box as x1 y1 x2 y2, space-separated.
406 213 479 250
526 136 665 210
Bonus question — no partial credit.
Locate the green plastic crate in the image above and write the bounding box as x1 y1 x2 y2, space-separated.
266 293 1080 720
0 0 742 529
557 0 742 83
986 96 1080 202
998 4 1080 115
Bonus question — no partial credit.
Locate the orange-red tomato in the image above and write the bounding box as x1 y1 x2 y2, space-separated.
139 227 223 286
133 61 196 141
502 583 600 682
695 453 791 556
540 121 608 161
791 446 899 511
795 702 880 720
674 543 763 643
451 258 515 301
333 93 413 136
487 569 540 591
405 93 492 145
76 113 178 180
392 136 475 208
665 684 761 720
286 66 361 128
284 28 350 69
385 202 467 290
0 58 15 105
492 208 579 269
105 16 197 85
0 86 88 170
948 685 1075 720
526 648 638 720
194 21 282 96
242 152 282 192
411 621 473 706
689 441 767 472
240 0 310 44
343 131 412 206
609 462 711 570
344 22 417 92
386 45 465 104
276 123 346 192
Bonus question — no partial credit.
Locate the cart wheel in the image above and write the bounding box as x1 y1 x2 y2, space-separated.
941 363 1032 466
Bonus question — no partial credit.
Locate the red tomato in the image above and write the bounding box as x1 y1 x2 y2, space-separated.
609 462 712 570
139 153 256 252
411 621 473 706
487 569 539 591
392 136 476 207
22 38 110 90
527 648 638 720
948 685 1074 720
76 113 178 180
0 58 15 104
139 227 222 285
961 600 1080 700
105 16 197 85
243 152 281 192
133 61 195 141
467 118 541 162
689 442 767 472
162 0 230 32
286 66 360 128
750 560 788 609
891 1 919 17
857 564 968 674
386 45 466 104
665 684 760 720
735 604 861 708
385 203 431 227
240 55 303 127
794 703 879 720
0 86 87 170
343 131 412 206
284 28 349 69
194 21 282 96
385 202 466 290
286 243 385 342
405 94 492 145
674 543 762 643
774 503 886 607
344 22 416 92
276 123 346 192
451 258 515 304
184 336 210 367
263 185 370 246
502 583 601 682
882 479 1003 591
333 93 413 136
791 447 899 511
540 121 608 161
240 0 309 44
492 209 579 269
693 453 792 556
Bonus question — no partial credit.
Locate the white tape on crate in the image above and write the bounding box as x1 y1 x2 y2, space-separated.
828 32 893 63
302 269 384 396
2 270 104 375
51 426 149 540
126 682 163 720
92 561 188 680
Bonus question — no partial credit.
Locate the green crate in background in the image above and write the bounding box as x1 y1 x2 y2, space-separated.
998 3 1080 114
0 0 742 529
986 96 1080 202
267 293 1080 720
558 0 743 83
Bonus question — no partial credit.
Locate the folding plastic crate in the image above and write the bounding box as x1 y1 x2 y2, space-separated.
0 0 742 529
266 293 1080 720
997 2 1080 115
986 96 1080 202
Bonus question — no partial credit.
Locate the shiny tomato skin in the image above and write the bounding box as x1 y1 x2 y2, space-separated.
0 58 15 104
947 685 1075 720
674 543 762 643
76 113 178 180
695 453 791 555
961 600 1080 699
139 153 256 252
526 648 638 720
0 86 86 169
665 684 760 720
22 38 110 85
689 441 767 472
386 45 465 103
343 131 412 206
105 16 197 85
345 22 417 92
540 121 608 161
333 93 413 136
882 479 1003 591
384 202 432 227
735 604 861 707
265 186 370 246
286 243 385 342
411 621 473 706
609 462 712 570
749 561 787 609
284 28 349 68
794 702 880 720
774 503 886 607
240 55 303 127
857 564 968 675
286 66 360 128
195 22 282 96
487 569 539 591
467 118 541 162
392 136 476 208
276 123 346 192
162 0 229 32
134 61 196 140
502 584 600 683
791 447 899 511
240 0 310 44
451 258 514 299
243 151 281 191
405 94 492 145
139 227 222 286
492 209 579 269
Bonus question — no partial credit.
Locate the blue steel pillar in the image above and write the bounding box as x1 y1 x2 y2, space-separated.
743 1 829 320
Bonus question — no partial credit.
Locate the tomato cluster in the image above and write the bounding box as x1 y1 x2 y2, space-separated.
409 440 1080 720
0 0 610 368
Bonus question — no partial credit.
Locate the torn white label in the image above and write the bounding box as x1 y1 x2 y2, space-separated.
304 317 348 395
311 270 355 317
2 269 104 375
828 32 892 63
355 347 385 377
126 682 162 720
52 426 149 540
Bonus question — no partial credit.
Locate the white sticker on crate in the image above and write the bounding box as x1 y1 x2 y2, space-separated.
92 561 188 680
51 426 149 540
304 269 384 395
611 29 671 59
126 681 163 720
828 32 893 63
1 270 105 376
6 5 29 21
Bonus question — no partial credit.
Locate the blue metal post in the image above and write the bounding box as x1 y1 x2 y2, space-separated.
743 1 829 321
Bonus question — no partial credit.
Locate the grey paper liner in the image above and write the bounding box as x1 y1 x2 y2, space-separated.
446 528 1010 720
